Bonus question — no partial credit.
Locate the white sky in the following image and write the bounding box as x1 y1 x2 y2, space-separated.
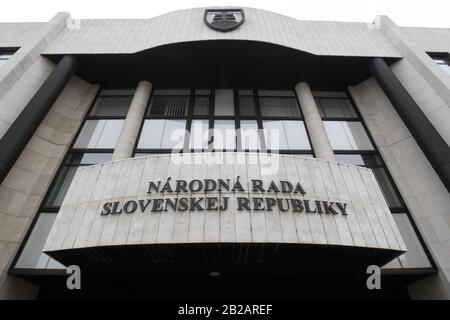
1 0 450 28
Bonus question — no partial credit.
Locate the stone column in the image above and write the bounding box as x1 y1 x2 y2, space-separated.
295 82 335 161
0 55 78 183
112 80 152 161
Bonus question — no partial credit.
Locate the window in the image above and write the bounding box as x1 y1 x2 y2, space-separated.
89 89 134 117
138 119 186 149
316 93 373 151
383 213 432 269
263 120 310 150
258 90 301 117
189 119 210 150
15 213 63 269
44 153 113 208
319 91 432 271
320 92 400 209
73 120 124 149
314 91 358 118
214 89 234 116
429 53 450 76
134 88 312 155
147 89 190 116
14 89 129 271
238 90 256 116
0 50 15 68
193 89 211 116
324 121 374 151
335 154 402 208
240 120 260 151
213 120 235 150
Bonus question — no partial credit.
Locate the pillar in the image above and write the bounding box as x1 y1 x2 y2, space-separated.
295 82 335 161
0 55 78 183
369 57 450 192
112 80 152 161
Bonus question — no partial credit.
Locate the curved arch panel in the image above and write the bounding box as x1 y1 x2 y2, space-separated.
44 7 401 58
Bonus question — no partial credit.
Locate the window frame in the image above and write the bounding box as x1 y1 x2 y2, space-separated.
342 90 436 272
10 87 127 274
134 88 314 156
428 52 450 75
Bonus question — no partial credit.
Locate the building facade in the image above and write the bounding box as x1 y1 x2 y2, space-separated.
0 7 449 299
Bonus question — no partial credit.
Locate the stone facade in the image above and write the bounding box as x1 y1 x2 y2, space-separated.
0 7 449 299
0 76 97 299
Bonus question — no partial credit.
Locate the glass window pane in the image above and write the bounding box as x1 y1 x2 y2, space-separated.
138 119 164 148
324 121 374 150
393 214 432 269
264 120 310 150
195 89 210 95
214 89 234 116
258 90 295 97
238 89 254 95
44 166 78 207
134 153 151 158
153 89 190 95
44 153 113 207
193 96 210 116
68 153 113 165
259 97 301 117
73 120 124 149
89 96 132 117
240 120 260 150
214 120 235 150
372 167 403 208
438 63 450 76
315 97 357 118
382 258 402 269
239 96 256 116
189 120 209 149
148 95 189 116
264 120 287 150
15 213 64 269
161 120 186 149
335 154 383 167
138 120 186 149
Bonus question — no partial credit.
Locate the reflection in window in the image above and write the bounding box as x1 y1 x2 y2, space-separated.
138 119 186 149
0 52 15 68
193 90 211 116
214 89 234 116
44 153 113 207
189 119 209 150
148 89 190 116
430 55 450 76
335 154 403 208
314 96 357 118
258 90 301 117
240 120 260 150
15 213 64 269
89 90 134 117
324 121 374 150
264 120 310 150
238 90 256 116
73 120 124 149
213 120 235 150
383 214 432 269
372 168 403 208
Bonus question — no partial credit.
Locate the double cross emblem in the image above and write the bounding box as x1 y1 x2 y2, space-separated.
204 9 245 32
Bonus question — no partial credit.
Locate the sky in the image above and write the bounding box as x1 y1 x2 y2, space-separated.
1 0 450 28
